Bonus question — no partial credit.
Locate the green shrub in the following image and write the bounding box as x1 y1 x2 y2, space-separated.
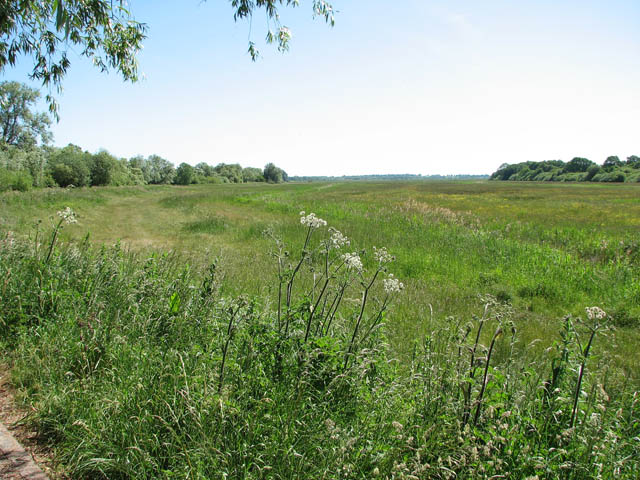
585 164 600 181
0 168 33 192
625 171 640 183
591 171 626 183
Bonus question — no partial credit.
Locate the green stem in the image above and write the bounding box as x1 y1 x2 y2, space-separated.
344 269 379 370
571 327 597 428
473 327 502 426
45 218 63 264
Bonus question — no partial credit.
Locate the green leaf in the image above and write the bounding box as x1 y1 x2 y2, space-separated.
169 292 181 314
55 0 65 31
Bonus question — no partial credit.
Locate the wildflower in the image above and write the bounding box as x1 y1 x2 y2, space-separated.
328 227 349 249
383 274 404 294
391 421 404 431
341 252 362 271
300 211 327 229
373 246 394 264
585 306 606 320
57 207 77 224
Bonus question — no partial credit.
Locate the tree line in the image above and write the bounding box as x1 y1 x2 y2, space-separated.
0 81 287 192
290 174 489 182
490 156 640 183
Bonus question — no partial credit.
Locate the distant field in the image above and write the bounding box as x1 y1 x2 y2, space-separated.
2 180 639 376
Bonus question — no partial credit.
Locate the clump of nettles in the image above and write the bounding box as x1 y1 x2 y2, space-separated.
0 210 638 480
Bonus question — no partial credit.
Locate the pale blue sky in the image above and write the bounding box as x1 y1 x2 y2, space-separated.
4 0 640 175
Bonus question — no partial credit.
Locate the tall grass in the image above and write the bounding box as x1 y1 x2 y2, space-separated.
1 210 638 479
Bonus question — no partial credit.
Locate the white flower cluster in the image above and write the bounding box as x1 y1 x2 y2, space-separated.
57 207 77 224
329 227 350 249
383 274 404 294
300 211 327 229
373 246 394 264
341 252 363 272
586 306 607 320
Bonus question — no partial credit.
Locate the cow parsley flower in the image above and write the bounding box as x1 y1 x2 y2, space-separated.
383 274 404 294
342 252 363 272
300 211 327 229
329 227 350 249
586 306 606 320
57 207 77 224
373 246 394 264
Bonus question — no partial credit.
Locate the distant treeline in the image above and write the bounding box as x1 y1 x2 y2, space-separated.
0 143 288 192
0 81 288 192
289 174 489 182
490 156 640 183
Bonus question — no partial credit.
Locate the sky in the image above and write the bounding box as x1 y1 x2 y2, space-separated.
3 0 640 176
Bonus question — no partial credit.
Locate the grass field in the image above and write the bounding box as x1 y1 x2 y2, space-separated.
1 181 639 478
2 181 639 369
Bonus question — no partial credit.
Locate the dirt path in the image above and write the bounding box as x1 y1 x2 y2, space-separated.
0 365 61 479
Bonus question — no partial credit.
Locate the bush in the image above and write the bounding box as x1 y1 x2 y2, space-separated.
175 162 195 185
0 168 33 192
585 164 600 181
90 151 117 186
625 171 640 183
593 172 626 183
48 146 91 187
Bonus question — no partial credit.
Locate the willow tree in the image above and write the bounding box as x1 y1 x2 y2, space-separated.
0 1 336 117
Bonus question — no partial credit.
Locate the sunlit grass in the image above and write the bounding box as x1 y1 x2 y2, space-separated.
2 180 639 377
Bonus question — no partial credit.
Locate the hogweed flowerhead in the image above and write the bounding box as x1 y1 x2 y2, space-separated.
383 273 404 294
328 227 350 249
341 252 363 272
373 246 394 265
586 306 607 321
300 211 327 229
57 207 77 224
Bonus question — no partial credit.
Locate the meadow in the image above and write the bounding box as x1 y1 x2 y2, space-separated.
1 180 639 478
2 181 639 365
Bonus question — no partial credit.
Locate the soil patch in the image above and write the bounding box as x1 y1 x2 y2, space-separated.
0 364 64 479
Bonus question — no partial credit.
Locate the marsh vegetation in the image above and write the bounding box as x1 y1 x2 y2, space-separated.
1 181 639 478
